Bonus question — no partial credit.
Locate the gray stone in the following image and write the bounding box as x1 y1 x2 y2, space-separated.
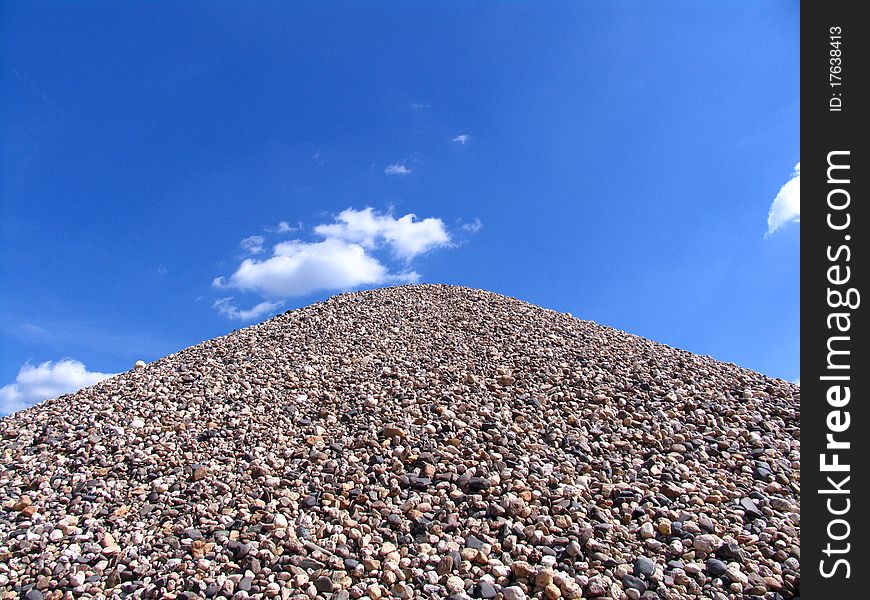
634 556 655 577
623 574 647 592
706 558 728 577
314 576 334 593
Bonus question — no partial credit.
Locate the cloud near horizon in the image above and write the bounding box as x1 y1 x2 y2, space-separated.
766 162 800 236
213 208 453 319
0 359 116 415
213 297 284 321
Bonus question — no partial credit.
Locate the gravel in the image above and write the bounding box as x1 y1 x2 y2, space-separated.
633 556 655 578
0 285 800 599
706 559 728 577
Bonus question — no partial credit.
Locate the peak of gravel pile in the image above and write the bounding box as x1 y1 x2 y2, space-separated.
1 285 800 600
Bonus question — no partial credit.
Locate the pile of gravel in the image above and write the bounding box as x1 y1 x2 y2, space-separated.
0 285 800 600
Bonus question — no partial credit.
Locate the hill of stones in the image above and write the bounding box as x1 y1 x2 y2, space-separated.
0 285 800 600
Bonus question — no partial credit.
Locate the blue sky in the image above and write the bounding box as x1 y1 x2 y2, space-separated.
0 1 800 414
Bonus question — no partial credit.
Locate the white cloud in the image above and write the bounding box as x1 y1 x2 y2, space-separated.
385 164 412 175
452 134 470 144
766 162 800 236
240 235 266 254
0 359 116 415
212 208 454 317
214 237 419 299
461 218 483 233
274 221 301 233
213 298 283 321
314 207 451 260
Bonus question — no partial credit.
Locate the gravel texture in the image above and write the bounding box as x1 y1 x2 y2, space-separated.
0 285 800 599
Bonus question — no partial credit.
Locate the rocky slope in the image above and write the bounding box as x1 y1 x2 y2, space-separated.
0 285 800 600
